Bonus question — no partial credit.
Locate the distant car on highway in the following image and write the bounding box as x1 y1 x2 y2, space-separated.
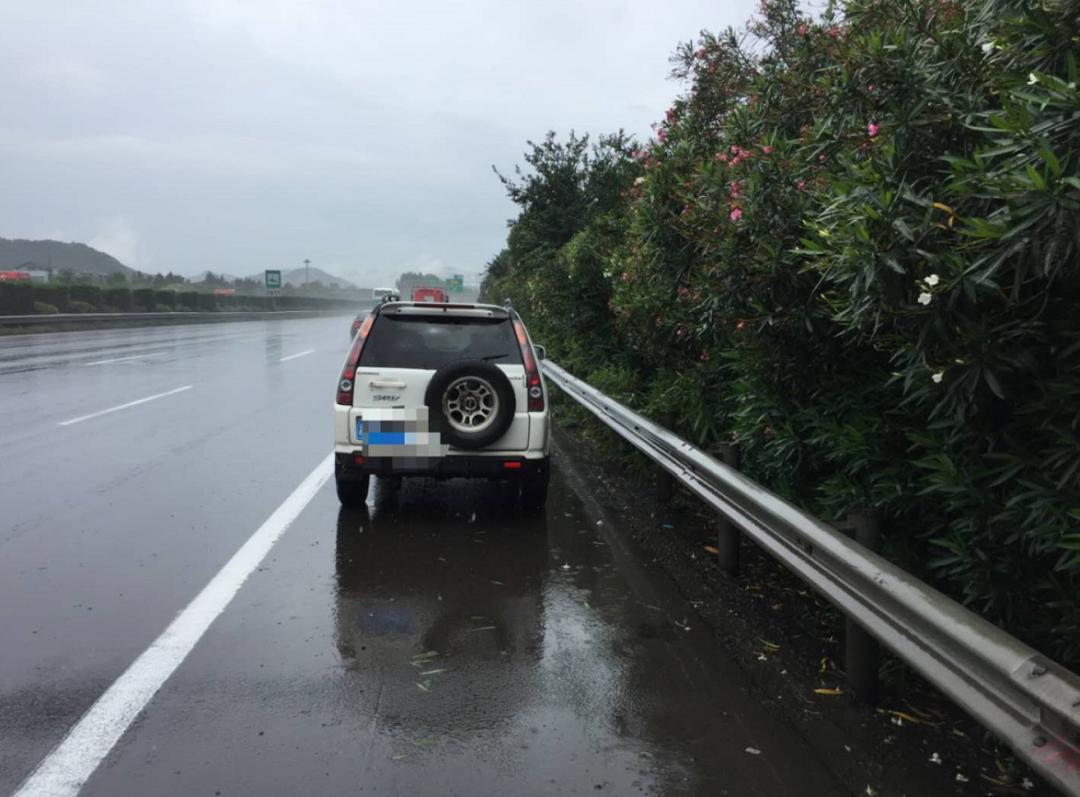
411 286 449 303
334 300 550 509
372 287 400 303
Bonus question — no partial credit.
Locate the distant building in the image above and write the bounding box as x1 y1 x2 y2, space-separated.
0 270 32 283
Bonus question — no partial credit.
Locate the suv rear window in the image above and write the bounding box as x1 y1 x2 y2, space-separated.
359 315 523 370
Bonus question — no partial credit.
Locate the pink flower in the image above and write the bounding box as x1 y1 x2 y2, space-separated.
675 325 685 338
867 122 879 138
762 145 772 154
699 349 710 362
736 319 747 332
798 24 808 35
621 271 632 283
657 129 667 143
695 48 706 59
729 181 741 198
730 207 743 222
797 179 807 191
867 84 876 93
715 152 728 163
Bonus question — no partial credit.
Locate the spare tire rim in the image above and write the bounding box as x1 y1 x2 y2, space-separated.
443 375 499 433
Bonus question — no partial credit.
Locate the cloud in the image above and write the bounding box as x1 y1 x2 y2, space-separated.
0 0 753 281
0 129 371 177
89 217 140 269
20 56 105 96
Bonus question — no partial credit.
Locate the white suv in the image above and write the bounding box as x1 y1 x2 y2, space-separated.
333 301 550 508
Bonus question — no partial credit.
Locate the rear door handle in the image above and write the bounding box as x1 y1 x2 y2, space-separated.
370 379 406 388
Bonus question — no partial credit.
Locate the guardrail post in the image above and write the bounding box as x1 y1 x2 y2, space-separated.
844 510 882 703
656 414 675 505
713 443 741 576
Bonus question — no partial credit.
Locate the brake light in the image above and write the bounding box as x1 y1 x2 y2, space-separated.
502 461 523 469
337 314 374 405
512 318 544 412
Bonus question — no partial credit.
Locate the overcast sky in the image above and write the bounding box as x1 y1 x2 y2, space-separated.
1 0 755 286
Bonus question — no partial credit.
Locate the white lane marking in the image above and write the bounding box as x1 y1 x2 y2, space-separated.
279 349 315 362
57 385 193 427
12 453 334 797
84 353 164 366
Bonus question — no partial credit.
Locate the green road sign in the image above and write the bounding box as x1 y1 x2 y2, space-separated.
447 274 464 292
265 270 282 289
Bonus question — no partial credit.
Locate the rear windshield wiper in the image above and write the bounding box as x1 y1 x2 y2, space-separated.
480 353 510 361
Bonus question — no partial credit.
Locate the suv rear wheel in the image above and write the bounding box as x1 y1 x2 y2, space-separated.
520 470 549 511
335 461 370 508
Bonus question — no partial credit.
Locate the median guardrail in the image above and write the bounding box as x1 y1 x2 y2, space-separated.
0 309 358 328
542 358 1080 795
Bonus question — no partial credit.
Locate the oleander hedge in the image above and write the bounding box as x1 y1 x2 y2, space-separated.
483 0 1080 664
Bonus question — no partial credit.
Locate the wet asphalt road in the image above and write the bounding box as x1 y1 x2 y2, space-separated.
0 317 847 796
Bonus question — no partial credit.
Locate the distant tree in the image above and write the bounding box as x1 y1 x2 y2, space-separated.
395 271 444 294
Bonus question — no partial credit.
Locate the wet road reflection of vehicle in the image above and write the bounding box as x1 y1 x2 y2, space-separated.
334 484 548 737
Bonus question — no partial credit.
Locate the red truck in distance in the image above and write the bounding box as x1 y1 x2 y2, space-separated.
412 286 449 303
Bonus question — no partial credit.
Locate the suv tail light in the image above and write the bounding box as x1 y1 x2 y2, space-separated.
512 318 544 412
337 314 374 405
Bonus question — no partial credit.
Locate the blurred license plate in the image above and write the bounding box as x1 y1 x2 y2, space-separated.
357 414 447 458
356 420 411 445
369 430 405 445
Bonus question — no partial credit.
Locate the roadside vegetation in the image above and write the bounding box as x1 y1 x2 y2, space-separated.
0 283 352 315
482 0 1080 665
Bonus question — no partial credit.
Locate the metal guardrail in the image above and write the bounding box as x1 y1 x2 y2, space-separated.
0 310 355 327
542 359 1080 796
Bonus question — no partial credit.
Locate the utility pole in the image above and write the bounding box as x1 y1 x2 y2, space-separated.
303 258 311 287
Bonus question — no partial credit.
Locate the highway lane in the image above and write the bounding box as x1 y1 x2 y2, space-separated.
0 316 848 796
0 316 354 792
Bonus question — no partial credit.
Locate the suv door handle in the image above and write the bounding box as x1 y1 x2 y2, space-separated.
370 379 406 388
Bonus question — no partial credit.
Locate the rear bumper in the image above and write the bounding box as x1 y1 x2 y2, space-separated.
335 451 549 481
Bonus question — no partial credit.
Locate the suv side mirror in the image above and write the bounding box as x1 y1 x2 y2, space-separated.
533 344 547 361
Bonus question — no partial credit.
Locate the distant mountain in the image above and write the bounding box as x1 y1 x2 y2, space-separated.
248 266 356 289
0 237 133 275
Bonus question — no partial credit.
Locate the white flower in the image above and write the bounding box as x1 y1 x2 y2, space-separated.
931 371 944 384
981 41 995 55
634 176 645 186
928 752 942 764
1021 778 1034 791
955 774 969 783
924 273 940 287
1028 72 1039 85
918 292 933 305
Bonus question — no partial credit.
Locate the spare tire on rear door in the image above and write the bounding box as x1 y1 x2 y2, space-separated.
425 360 516 449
